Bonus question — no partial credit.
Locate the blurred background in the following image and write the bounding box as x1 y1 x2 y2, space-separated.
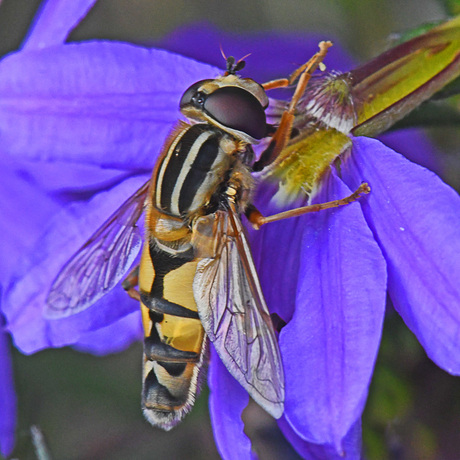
0 0 459 459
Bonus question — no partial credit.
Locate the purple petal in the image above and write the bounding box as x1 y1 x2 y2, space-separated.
378 129 443 176
208 346 252 460
2 165 146 354
74 310 142 355
22 0 97 50
280 171 387 448
0 42 217 169
0 326 16 457
278 417 362 459
0 158 61 281
342 137 460 374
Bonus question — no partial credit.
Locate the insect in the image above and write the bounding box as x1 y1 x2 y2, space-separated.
45 41 370 429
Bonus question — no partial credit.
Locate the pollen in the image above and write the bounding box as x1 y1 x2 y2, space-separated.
262 127 352 205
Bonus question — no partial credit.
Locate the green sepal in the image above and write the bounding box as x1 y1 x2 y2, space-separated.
351 15 460 136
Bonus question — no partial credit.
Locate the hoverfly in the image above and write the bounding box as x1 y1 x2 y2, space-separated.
45 41 370 429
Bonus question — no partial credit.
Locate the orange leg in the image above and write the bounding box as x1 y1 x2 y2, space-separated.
254 41 332 171
246 183 370 230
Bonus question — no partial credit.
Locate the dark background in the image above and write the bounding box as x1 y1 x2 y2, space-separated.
1 1 459 459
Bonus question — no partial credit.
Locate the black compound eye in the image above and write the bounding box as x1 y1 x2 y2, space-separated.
179 79 212 109
204 86 267 139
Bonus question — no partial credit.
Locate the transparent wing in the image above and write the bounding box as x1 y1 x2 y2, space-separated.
45 181 150 318
193 208 284 418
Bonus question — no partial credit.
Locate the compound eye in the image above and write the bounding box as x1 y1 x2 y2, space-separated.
204 86 267 139
179 79 212 109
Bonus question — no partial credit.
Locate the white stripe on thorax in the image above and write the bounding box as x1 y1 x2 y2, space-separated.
155 131 186 209
169 130 215 215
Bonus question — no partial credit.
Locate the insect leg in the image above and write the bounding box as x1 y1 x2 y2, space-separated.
254 41 332 171
122 264 141 301
246 182 370 230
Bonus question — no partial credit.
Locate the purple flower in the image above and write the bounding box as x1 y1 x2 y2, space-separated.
1 1 459 458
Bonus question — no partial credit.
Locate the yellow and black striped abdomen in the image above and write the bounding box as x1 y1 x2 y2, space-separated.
139 208 207 430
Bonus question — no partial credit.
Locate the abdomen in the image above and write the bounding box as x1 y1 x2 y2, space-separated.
138 214 208 430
